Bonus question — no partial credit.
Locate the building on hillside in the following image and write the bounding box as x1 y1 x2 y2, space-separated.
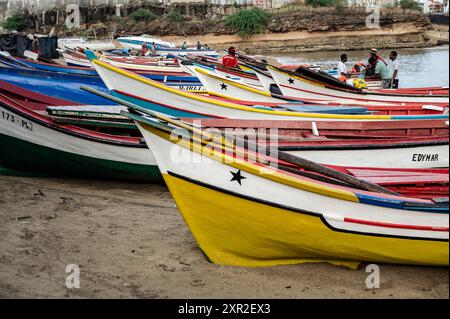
206 0 297 8
417 0 446 14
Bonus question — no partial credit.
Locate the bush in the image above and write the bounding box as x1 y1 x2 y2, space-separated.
306 0 346 7
130 9 157 22
2 15 25 31
225 8 269 38
399 0 423 11
167 10 184 23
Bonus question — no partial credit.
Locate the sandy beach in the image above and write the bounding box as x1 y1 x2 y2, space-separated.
0 175 448 299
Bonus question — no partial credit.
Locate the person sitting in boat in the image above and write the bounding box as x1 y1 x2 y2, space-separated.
204 44 210 50
351 61 365 74
337 54 349 81
222 47 239 69
140 44 148 56
365 57 377 77
181 42 187 50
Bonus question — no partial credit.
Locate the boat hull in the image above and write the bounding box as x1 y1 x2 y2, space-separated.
0 67 204 105
0 103 162 182
268 66 450 105
286 145 449 169
92 58 448 121
136 122 449 267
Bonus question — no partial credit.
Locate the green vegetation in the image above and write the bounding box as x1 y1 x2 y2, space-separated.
2 15 25 31
306 0 345 7
167 10 184 23
304 0 346 14
225 8 270 38
399 0 423 11
130 9 157 22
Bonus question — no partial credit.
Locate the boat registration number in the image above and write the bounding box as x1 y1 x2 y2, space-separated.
1 110 33 131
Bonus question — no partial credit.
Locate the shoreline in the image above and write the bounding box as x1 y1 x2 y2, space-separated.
158 24 448 55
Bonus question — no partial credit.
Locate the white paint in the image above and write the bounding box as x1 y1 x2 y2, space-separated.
136 120 449 240
268 67 450 104
0 104 156 165
286 145 449 169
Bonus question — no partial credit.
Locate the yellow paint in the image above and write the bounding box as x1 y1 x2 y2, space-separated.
205 91 243 100
140 123 359 202
164 173 448 267
238 64 254 72
93 59 393 120
195 67 272 97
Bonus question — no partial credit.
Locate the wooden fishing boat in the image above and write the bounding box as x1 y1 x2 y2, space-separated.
42 84 450 170
62 50 93 67
184 118 449 169
117 35 176 50
1 50 200 83
0 66 205 105
188 56 263 87
99 54 185 73
87 53 448 121
268 66 449 105
0 81 161 182
124 108 449 267
191 66 449 115
155 47 218 58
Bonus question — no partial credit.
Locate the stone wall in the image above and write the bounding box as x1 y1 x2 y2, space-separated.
0 0 297 21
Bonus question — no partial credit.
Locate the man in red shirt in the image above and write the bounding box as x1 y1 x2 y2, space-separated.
222 47 238 68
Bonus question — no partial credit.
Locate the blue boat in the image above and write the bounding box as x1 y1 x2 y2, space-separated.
0 54 200 83
0 64 205 105
0 66 115 105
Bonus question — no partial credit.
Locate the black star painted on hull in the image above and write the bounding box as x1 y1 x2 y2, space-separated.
220 83 228 90
230 169 246 185
288 78 294 84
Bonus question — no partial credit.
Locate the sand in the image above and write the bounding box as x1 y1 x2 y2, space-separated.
0 175 448 299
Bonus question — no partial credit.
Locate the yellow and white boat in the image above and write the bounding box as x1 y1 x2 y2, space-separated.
124 109 449 268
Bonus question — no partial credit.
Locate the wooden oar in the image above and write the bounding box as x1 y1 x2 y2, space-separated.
81 86 400 196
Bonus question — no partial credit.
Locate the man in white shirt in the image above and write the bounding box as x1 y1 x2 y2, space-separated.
337 54 349 81
388 51 400 89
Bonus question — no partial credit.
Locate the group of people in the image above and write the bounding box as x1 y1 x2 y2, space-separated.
180 41 211 50
337 48 400 89
127 40 213 57
138 42 157 56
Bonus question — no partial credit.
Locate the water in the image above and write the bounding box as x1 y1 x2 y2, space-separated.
271 45 449 88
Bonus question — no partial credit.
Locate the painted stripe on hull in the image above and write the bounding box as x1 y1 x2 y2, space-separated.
0 133 162 182
286 145 449 169
162 172 448 267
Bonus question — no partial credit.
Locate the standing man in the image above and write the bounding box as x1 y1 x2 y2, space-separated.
222 47 238 68
388 51 400 89
369 48 387 66
150 42 157 56
181 41 187 50
337 54 349 81
374 58 391 88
